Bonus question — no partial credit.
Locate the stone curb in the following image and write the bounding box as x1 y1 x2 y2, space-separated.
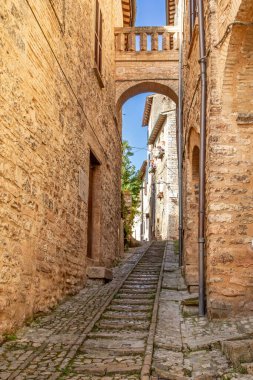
141 241 167 380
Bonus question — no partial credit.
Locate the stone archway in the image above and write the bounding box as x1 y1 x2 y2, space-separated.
116 80 178 114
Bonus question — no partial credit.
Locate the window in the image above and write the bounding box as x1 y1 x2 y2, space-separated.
95 0 103 74
192 145 200 200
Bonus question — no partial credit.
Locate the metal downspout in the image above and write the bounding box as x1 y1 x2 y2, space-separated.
197 0 207 316
178 0 184 267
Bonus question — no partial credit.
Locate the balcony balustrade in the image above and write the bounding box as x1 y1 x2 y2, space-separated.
115 26 178 53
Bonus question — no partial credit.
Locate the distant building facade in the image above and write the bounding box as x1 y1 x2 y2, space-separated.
133 94 179 242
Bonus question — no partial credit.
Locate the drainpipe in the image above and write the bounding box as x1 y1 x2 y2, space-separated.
178 0 185 267
197 0 207 316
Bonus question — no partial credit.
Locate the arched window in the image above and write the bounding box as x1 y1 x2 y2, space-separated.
192 145 199 199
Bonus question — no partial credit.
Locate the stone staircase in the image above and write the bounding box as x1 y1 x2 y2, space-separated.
67 241 166 379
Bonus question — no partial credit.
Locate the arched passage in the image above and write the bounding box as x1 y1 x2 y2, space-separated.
116 81 178 113
121 83 179 248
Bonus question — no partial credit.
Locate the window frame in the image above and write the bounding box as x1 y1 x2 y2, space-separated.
94 0 104 87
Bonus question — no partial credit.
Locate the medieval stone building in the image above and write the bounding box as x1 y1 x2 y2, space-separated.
133 94 178 242
182 0 253 317
0 0 135 336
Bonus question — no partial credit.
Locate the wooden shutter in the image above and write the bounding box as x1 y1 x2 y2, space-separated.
95 0 102 74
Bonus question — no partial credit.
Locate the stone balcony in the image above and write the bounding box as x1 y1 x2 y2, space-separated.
114 26 179 110
115 26 179 53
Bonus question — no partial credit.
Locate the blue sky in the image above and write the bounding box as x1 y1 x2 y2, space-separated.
122 0 166 170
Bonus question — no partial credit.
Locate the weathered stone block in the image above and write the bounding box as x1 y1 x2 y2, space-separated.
222 340 253 366
86 267 113 281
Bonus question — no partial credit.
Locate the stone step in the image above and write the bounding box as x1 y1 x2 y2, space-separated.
132 270 161 275
121 285 157 290
103 311 150 320
132 270 160 274
107 304 152 312
134 264 161 267
87 330 148 340
72 362 142 376
128 274 159 277
127 276 159 281
115 292 155 299
133 265 161 268
80 338 146 354
124 280 158 285
111 298 153 305
118 288 156 294
96 319 150 330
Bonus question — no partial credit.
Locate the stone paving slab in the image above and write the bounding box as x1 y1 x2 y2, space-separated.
80 338 146 354
154 300 182 351
152 243 253 380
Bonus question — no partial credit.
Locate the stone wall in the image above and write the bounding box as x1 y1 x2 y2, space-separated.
145 95 179 241
182 0 253 316
0 0 123 336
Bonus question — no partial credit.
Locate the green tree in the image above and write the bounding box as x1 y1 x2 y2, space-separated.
121 141 142 246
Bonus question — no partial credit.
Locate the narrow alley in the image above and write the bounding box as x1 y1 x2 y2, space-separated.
1 0 253 379
0 242 253 379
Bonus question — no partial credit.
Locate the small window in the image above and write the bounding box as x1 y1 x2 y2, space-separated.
95 0 103 74
192 145 199 182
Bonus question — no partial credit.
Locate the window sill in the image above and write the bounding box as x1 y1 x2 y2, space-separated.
93 66 105 88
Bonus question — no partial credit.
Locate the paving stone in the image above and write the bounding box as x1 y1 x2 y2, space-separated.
1 241 253 380
222 339 253 366
152 243 253 380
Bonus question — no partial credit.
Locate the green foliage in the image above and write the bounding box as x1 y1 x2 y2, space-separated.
174 239 179 254
237 365 248 374
3 333 17 342
121 140 142 246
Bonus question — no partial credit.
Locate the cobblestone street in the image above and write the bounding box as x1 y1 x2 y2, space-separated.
0 242 253 380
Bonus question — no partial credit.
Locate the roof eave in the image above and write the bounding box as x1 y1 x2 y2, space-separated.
122 0 136 27
142 96 154 127
138 160 147 179
148 114 167 145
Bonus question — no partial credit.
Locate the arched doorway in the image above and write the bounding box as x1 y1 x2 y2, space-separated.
184 128 200 292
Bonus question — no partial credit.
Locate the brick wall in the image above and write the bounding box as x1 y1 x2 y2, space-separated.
0 0 123 336
183 0 253 316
